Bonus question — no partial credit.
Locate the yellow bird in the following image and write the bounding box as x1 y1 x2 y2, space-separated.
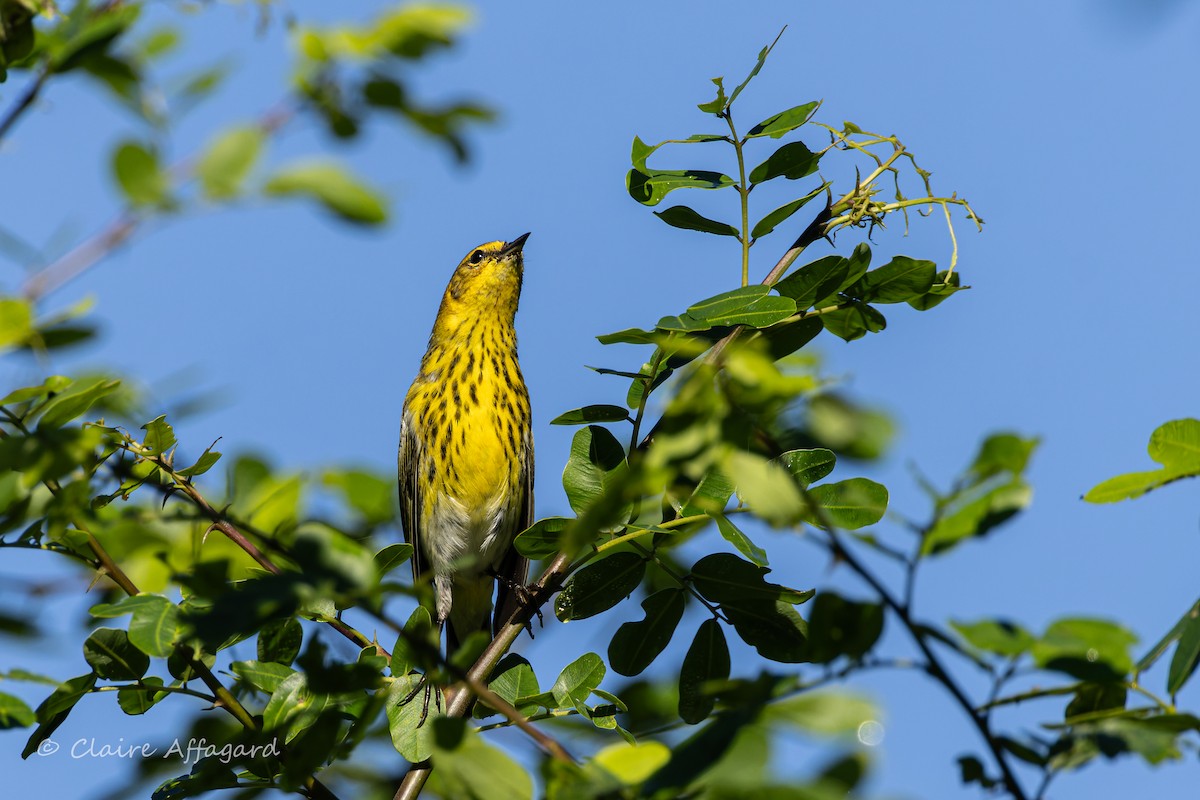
398 233 534 654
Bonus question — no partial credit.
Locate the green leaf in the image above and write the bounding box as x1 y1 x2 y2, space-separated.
773 256 848 310
922 479 1032 556
1085 419 1200 503
726 601 809 663
0 375 71 405
84 628 149 680
596 327 658 346
609 589 686 676
0 298 33 349
653 206 740 237
231 660 296 694
1137 598 1200 675
748 141 820 184
690 553 811 607
1033 618 1137 681
750 182 828 239
555 552 646 622
197 126 264 200
258 617 303 665
970 433 1039 479
482 654 540 717
908 269 964 310
803 478 888 530
680 467 736 516
678 619 730 724
820 301 886 342
803 592 884 663
37 379 120 429
0 692 35 729
764 691 876 735
178 445 222 478
626 167 736 207
116 677 164 716
713 514 768 567
725 450 805 526
429 717 533 800
264 160 388 225
514 516 570 559
727 30 782 109
776 448 836 487
23 673 97 758
390 606 437 677
844 256 937 304
373 543 414 576
563 426 626 516
140 415 175 456
951 619 1035 657
112 141 170 206
1167 609 1200 695
551 652 606 716
696 77 727 113
126 596 181 657
593 740 671 786
746 101 821 138
384 675 435 762
551 405 632 426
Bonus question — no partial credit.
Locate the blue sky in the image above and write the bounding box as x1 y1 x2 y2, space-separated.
2 1 1199 798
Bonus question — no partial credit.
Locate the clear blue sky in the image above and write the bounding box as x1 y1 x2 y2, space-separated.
2 1 1199 798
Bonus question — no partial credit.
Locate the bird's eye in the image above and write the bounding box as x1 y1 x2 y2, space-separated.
468 250 484 265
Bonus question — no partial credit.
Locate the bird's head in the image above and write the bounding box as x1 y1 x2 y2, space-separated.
439 233 530 323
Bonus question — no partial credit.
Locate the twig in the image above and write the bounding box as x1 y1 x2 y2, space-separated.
802 486 1029 800
0 62 51 144
393 551 576 800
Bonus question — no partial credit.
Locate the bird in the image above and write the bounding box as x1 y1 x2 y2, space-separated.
398 233 534 658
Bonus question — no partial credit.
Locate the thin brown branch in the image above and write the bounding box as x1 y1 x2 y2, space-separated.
0 62 51 144
393 551 576 800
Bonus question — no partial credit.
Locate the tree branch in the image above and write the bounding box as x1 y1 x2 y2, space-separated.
0 63 51 144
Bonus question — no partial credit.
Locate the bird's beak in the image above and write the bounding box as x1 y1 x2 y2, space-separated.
501 232 531 256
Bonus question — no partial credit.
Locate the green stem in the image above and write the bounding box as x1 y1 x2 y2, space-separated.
723 111 751 286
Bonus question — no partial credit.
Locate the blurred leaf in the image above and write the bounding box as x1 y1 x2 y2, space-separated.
923 479 1032 556
0 375 71 406
231 660 295 694
726 450 806 526
429 716 532 800
84 628 149 680
112 141 170 206
140 415 175 456
680 467 735 517
764 690 876 735
1167 608 1200 695
0 692 35 729
1138 598 1200 676
748 141 819 184
551 405 631 426
803 592 884 663
37 378 119 429
951 618 1035 657
0 297 33 350
197 126 264 200
390 606 437 677
609 589 685 676
1085 419 1200 503
751 182 828 239
803 477 888 530
678 619 730 724
556 552 645 622
746 101 820 138
264 160 388 225
594 740 671 786
1034 618 1137 681
323 468 394 525
258 617 303 665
